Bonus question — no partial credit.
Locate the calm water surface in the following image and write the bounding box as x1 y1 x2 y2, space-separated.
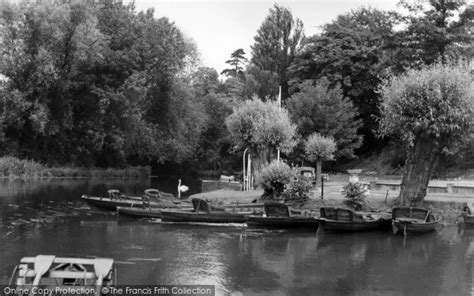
0 178 473 296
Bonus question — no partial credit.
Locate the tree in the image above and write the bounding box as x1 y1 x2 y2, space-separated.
378 63 474 206
223 64 279 101
291 8 396 153
387 0 474 73
0 2 203 167
195 93 234 171
251 4 304 100
287 79 363 160
304 133 337 186
221 49 247 78
226 99 297 172
191 67 221 97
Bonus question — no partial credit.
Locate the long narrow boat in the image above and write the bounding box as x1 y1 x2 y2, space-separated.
9 255 115 295
247 202 319 229
117 201 262 219
82 189 186 211
117 205 193 219
317 207 391 233
392 207 440 235
161 198 255 224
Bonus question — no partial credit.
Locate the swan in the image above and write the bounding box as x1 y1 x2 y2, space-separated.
177 179 189 199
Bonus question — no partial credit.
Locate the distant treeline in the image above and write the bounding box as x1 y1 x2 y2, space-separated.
0 0 472 172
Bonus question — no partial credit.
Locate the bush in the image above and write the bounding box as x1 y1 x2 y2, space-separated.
342 181 369 210
260 160 294 199
282 176 312 202
0 156 50 178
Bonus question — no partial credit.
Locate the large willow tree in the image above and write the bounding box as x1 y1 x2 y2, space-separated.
378 63 474 206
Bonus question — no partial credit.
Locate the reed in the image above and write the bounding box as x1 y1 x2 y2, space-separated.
0 156 150 179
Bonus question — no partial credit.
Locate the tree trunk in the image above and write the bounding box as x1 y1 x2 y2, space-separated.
436 154 447 180
316 160 322 188
399 135 439 206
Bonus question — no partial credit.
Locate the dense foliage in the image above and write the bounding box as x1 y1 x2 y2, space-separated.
0 1 209 167
379 63 474 205
251 4 304 100
287 79 362 160
282 175 312 202
0 0 472 174
304 133 337 163
225 99 297 154
259 160 294 199
342 181 369 210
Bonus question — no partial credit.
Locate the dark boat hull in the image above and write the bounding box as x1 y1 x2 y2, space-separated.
392 219 439 234
247 216 319 229
81 195 145 210
117 207 163 218
161 210 248 223
391 207 440 235
318 218 391 232
81 195 188 211
462 215 474 228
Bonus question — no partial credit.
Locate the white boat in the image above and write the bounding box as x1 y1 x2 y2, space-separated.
9 255 116 295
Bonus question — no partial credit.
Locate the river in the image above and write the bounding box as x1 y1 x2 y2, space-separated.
0 178 473 295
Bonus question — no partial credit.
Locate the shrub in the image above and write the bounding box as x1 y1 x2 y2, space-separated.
342 181 369 210
260 160 294 199
0 156 49 178
282 176 312 202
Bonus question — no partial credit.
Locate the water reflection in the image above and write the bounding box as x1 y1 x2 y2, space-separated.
0 179 473 295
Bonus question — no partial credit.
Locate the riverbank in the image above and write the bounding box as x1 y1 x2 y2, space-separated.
0 156 150 179
191 180 472 225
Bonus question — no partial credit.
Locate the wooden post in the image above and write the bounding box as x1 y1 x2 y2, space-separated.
321 176 324 200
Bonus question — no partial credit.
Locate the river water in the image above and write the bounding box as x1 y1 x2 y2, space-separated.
0 178 473 295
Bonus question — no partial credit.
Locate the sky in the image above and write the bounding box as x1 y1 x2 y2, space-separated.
131 0 401 74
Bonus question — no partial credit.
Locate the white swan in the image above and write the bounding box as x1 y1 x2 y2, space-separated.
177 179 189 199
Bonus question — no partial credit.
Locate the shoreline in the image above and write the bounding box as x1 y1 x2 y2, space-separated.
190 184 472 225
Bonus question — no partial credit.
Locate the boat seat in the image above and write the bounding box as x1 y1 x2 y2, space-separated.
320 207 357 222
465 202 474 215
192 198 211 213
107 189 121 200
264 202 290 217
392 207 432 221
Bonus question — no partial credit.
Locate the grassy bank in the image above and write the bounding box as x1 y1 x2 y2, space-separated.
0 156 150 179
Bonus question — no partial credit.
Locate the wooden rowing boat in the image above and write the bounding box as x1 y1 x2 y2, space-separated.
392 207 440 235
116 205 193 218
461 202 474 228
161 198 256 224
247 202 319 229
317 207 391 233
9 256 115 295
81 188 187 211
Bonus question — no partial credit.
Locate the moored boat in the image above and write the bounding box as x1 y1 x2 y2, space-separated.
9 255 115 295
461 202 474 228
161 198 255 224
392 207 440 235
247 202 318 229
117 204 193 219
81 188 186 211
317 207 391 233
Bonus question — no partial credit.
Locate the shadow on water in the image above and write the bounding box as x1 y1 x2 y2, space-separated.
1 178 474 295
